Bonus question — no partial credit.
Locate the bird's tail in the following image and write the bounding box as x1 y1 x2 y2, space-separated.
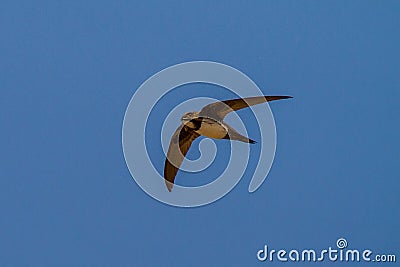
224 126 257 144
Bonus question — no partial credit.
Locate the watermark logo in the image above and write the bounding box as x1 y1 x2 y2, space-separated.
122 61 278 207
336 238 348 249
257 238 396 263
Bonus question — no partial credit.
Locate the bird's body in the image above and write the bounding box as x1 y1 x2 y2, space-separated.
187 116 228 139
182 114 255 143
163 95 292 191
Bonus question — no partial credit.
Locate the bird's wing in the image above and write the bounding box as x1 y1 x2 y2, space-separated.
164 125 200 191
199 95 292 120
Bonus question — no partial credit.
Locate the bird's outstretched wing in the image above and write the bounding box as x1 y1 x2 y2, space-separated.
199 95 292 121
164 125 200 191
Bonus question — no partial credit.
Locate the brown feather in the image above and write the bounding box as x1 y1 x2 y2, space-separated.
199 95 292 120
164 125 200 191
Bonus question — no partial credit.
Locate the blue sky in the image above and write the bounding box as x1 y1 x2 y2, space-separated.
1 1 399 266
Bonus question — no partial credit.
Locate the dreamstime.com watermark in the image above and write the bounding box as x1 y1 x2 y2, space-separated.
257 238 396 263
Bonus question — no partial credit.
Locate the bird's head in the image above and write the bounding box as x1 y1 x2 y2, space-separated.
181 111 199 125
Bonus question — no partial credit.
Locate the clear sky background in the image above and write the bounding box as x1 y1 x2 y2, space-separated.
1 1 399 266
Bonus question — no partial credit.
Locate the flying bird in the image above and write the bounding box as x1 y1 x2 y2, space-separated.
164 95 292 191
